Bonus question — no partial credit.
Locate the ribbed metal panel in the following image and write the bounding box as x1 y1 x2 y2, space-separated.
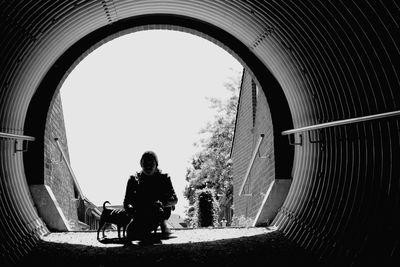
0 140 47 265
0 0 399 265
269 2 399 265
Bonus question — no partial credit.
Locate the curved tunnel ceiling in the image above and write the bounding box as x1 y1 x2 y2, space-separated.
0 1 399 266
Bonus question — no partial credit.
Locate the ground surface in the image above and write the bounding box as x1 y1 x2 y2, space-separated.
19 227 322 267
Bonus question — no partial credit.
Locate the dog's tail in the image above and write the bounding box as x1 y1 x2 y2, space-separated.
103 201 110 210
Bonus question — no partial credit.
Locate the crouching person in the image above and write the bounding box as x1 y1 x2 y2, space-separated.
124 151 178 241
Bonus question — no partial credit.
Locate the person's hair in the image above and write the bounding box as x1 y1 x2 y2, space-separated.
140 151 158 167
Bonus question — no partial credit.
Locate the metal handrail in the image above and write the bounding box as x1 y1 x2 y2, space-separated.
239 134 265 196
54 137 85 200
0 131 35 141
281 110 400 135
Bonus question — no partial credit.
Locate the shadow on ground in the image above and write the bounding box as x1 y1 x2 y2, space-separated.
97 232 176 245
18 229 323 267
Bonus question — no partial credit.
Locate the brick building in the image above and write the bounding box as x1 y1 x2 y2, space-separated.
231 69 290 226
43 92 100 230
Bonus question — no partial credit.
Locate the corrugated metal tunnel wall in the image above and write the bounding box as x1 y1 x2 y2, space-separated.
0 1 399 266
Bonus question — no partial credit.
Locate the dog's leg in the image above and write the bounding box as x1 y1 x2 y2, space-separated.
97 219 105 240
102 223 108 238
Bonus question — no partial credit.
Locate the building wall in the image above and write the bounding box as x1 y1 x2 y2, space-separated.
231 69 274 223
44 93 80 230
231 70 254 219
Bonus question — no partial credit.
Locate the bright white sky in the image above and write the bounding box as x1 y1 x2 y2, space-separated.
60 30 242 217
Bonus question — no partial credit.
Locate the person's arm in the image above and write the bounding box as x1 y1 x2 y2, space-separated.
123 175 138 213
161 174 178 207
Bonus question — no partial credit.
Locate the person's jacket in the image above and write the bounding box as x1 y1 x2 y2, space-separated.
123 170 178 213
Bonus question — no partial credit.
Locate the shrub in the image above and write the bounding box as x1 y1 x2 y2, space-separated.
192 188 220 227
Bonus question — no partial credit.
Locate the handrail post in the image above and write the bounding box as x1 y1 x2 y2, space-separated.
0 131 35 153
288 133 303 146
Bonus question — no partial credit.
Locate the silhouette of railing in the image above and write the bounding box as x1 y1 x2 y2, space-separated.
281 110 400 145
54 137 85 200
0 131 35 153
282 110 400 135
238 134 266 196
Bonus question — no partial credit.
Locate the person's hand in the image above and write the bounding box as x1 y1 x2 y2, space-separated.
126 204 135 216
154 200 163 208
154 200 164 215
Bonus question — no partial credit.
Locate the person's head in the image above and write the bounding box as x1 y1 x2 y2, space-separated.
140 151 158 176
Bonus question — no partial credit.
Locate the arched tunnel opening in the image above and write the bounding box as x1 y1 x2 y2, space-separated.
24 14 295 252
0 1 399 266
43 28 281 232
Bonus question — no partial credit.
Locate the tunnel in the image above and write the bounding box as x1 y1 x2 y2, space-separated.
0 1 399 266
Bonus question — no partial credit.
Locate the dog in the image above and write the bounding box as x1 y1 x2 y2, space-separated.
97 201 132 240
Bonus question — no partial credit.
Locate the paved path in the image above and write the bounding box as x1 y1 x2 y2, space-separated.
44 226 274 246
19 227 322 267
